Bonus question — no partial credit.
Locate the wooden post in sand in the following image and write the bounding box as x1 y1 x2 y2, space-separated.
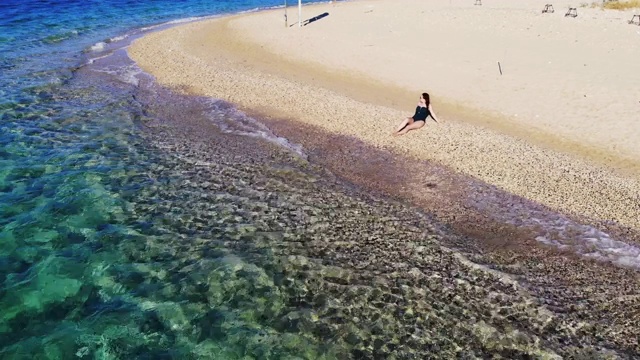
284 0 288 27
299 0 302 28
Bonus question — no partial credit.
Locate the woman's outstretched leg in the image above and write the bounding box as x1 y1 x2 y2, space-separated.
396 120 425 136
393 117 413 136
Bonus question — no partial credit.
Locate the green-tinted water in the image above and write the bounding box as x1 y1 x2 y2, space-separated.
0 55 575 358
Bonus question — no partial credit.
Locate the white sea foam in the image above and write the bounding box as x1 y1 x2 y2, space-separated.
205 101 307 160
528 216 640 269
82 52 113 66
534 219 640 269
113 64 143 86
109 35 128 43
90 41 106 52
465 182 640 270
91 63 143 86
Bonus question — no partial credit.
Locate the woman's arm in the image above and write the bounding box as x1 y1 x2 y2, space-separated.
428 104 440 123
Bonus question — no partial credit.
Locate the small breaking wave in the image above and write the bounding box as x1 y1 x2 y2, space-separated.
204 100 307 160
534 219 640 269
108 34 128 43
90 41 107 52
465 181 640 270
91 63 143 86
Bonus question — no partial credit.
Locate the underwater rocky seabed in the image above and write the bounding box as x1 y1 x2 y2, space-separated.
0 43 639 360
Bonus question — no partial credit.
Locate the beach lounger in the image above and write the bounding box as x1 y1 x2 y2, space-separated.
565 8 577 17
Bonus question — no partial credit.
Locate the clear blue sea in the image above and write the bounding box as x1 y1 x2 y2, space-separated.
2 0 640 358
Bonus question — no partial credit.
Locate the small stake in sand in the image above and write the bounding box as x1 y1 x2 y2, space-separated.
284 0 288 27
565 8 577 17
498 62 503 75
542 4 554 13
298 0 302 28
629 14 640 26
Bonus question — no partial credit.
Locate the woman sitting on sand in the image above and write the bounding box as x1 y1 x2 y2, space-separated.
393 92 439 136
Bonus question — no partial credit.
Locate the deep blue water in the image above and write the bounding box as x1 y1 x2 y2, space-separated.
0 0 293 91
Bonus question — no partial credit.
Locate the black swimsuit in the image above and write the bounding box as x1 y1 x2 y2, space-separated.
412 106 431 122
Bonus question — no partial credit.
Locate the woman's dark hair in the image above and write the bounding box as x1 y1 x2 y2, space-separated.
422 93 430 107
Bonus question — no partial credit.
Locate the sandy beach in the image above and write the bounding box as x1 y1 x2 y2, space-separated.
125 0 640 355
128 0 640 236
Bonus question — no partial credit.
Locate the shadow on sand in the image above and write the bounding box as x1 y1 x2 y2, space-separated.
290 12 329 27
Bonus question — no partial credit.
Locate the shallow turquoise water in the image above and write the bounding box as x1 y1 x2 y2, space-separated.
1 1 348 358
